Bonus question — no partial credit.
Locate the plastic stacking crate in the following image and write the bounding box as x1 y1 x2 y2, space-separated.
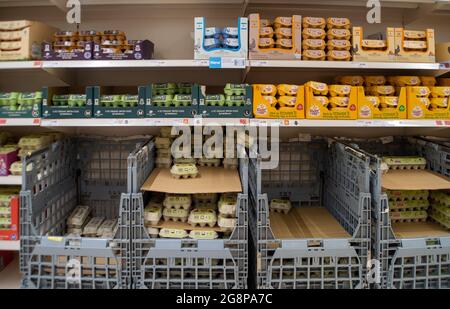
20 136 148 289
350 137 450 289
129 140 249 289
249 139 371 289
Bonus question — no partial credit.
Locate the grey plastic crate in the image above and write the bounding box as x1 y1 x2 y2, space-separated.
353 137 450 289
249 140 371 289
129 140 248 289
20 136 147 289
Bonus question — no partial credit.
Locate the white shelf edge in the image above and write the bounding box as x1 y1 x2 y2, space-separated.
0 60 447 71
37 118 450 127
0 175 21 185
0 240 20 251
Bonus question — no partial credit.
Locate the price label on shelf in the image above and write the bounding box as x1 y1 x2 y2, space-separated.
33 61 43 68
0 119 7 125
209 57 245 69
435 120 450 127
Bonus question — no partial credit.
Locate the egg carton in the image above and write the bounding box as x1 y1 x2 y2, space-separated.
217 214 236 232
82 217 105 236
162 207 189 223
154 137 172 149
387 190 429 201
430 191 450 207
218 193 238 216
170 163 199 179
66 205 91 227
390 210 428 223
99 95 138 107
193 203 217 211
224 84 247 96
159 127 174 138
269 199 292 214
159 228 188 238
96 219 117 238
173 157 196 165
52 94 87 107
144 205 163 225
152 83 177 95
429 207 450 230
390 199 430 211
382 156 427 170
188 209 217 228
197 157 221 167
189 230 219 240
146 227 160 238
152 94 192 107
163 194 192 210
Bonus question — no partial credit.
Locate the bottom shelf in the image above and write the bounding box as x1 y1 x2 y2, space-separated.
392 221 450 239
0 254 20 289
270 207 351 239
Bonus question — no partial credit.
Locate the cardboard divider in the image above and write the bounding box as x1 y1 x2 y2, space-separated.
381 169 450 191
270 207 350 239
392 222 450 239
141 167 242 194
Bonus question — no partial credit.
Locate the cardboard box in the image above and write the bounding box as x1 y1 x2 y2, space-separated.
305 84 357 120
357 86 407 119
352 27 396 62
382 169 450 191
146 84 199 118
42 86 94 119
395 28 436 63
0 195 19 241
253 85 305 119
93 86 147 118
0 20 57 60
437 42 450 63
141 167 242 194
42 41 93 61
0 92 41 118
198 85 252 118
194 17 248 60
248 14 302 60
406 86 450 119
0 149 18 176
93 40 154 60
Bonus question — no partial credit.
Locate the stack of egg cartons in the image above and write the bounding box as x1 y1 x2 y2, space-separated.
155 127 173 168
302 17 327 61
217 193 238 236
144 193 164 238
430 191 450 230
326 18 352 61
387 190 430 223
67 205 91 236
204 26 239 51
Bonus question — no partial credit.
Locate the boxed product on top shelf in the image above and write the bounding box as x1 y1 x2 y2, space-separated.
93 86 148 118
335 75 407 119
0 20 57 61
0 186 20 241
194 17 248 60
252 84 305 119
129 127 249 289
20 135 150 289
248 14 301 60
42 30 154 61
348 136 450 289
387 76 450 119
395 28 435 63
146 83 199 118
302 17 352 61
0 133 18 176
304 81 358 119
352 27 396 62
198 84 252 118
42 86 94 119
0 91 41 118
249 138 371 289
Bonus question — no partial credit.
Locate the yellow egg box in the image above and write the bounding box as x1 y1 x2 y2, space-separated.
252 85 305 119
305 83 357 119
357 87 407 119
352 27 396 62
395 28 436 63
406 86 450 119
248 13 302 60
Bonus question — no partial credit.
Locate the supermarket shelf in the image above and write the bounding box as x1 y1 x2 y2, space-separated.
0 240 20 251
250 119 450 127
0 175 21 185
0 256 20 289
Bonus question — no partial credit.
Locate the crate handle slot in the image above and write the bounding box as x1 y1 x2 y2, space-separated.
425 239 441 247
307 240 323 248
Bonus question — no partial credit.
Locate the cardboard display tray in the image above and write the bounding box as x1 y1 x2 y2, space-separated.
392 222 450 239
382 170 450 191
141 167 242 194
147 220 228 233
270 207 351 239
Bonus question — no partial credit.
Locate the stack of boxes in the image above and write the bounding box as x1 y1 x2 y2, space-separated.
430 191 450 230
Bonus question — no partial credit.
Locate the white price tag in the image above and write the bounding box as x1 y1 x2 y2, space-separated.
221 58 246 69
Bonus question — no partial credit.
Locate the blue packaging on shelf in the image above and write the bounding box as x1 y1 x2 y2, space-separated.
204 38 222 50
222 27 239 38
223 38 240 49
204 27 222 38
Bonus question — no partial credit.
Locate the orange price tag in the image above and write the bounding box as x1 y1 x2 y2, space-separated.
0 119 6 125
33 61 43 67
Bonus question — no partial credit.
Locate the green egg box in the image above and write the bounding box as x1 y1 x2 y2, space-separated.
173 94 192 107
122 95 139 107
224 83 247 96
18 91 42 105
0 92 19 106
52 94 70 106
205 94 226 106
225 95 246 107
152 83 177 95
153 94 174 107
177 83 193 94
67 94 87 107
